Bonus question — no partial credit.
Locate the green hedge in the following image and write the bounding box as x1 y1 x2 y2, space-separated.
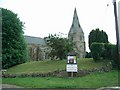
90 43 118 68
90 42 105 61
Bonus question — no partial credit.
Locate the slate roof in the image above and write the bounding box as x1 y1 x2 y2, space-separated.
24 35 46 45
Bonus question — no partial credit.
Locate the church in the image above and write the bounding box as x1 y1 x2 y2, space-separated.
25 8 86 60
68 8 86 58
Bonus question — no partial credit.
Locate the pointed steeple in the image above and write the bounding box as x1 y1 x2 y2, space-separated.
69 8 83 33
72 8 81 29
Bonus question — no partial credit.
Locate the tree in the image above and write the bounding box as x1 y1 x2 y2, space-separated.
88 28 109 50
2 8 27 69
45 34 73 60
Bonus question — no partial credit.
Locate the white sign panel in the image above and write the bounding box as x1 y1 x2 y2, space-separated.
66 64 78 72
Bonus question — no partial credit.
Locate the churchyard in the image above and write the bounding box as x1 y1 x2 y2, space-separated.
2 58 119 88
1 5 120 89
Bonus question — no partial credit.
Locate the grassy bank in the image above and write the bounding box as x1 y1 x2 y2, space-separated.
2 70 119 88
5 58 110 75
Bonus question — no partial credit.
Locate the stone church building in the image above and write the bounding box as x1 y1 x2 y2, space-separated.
25 36 50 60
25 8 86 60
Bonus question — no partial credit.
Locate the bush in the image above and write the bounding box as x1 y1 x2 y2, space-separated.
91 42 118 68
90 42 105 61
110 46 118 68
85 52 92 58
103 44 117 60
103 43 111 59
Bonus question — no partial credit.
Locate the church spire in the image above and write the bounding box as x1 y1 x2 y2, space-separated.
73 8 78 20
72 8 81 29
69 8 82 33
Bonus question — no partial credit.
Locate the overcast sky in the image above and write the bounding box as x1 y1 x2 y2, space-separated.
1 0 120 51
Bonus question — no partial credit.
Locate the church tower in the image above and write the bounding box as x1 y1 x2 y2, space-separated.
68 8 86 58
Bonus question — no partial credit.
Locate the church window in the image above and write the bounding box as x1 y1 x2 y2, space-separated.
29 47 32 56
34 48 37 54
36 47 39 60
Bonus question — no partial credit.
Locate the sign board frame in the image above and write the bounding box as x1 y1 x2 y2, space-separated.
66 55 78 72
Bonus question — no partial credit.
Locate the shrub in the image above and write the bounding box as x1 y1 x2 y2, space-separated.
90 42 105 61
91 42 118 68
85 52 92 58
106 44 118 68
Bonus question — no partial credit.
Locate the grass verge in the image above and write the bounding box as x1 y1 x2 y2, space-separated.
2 70 119 88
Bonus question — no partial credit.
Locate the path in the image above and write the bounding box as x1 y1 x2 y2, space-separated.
1 84 23 88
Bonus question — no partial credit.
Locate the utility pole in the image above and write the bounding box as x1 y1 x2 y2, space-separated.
112 0 120 66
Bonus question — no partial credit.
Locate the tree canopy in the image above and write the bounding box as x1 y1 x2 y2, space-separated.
2 8 27 69
45 34 73 60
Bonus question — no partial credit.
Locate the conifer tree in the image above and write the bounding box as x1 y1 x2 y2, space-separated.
88 28 109 50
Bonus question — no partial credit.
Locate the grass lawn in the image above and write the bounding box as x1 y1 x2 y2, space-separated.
2 70 119 88
3 58 118 88
5 58 110 75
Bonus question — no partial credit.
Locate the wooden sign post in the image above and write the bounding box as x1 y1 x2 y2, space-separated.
66 50 78 77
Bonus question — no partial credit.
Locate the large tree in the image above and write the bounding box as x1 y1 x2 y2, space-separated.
88 28 109 50
45 34 73 60
2 8 27 69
